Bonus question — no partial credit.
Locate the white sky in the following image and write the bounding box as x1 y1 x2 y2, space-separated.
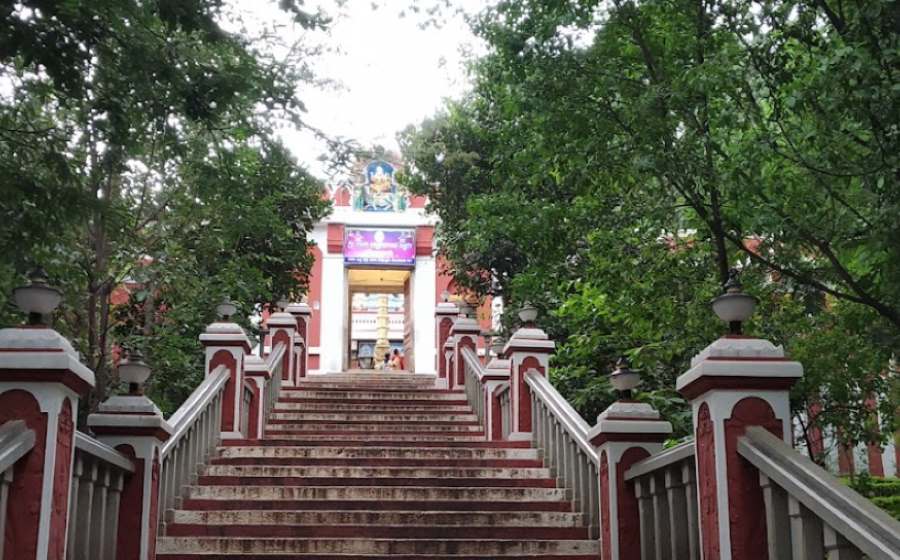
227 0 489 180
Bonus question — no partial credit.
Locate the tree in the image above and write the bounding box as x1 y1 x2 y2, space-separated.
401 0 898 452
0 0 330 414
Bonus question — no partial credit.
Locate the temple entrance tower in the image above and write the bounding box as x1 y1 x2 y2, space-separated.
305 157 447 375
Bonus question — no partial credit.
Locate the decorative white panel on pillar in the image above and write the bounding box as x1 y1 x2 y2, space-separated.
199 320 252 439
266 311 297 387
503 324 554 441
677 336 802 560
0 326 94 560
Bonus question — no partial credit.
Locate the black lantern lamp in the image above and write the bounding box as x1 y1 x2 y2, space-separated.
216 298 238 321
490 334 506 357
610 356 641 400
13 267 62 326
118 348 152 395
518 302 538 327
711 268 758 335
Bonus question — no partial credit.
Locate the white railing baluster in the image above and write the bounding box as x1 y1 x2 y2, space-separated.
89 468 110 558
650 473 670 560
636 477 655 560
523 370 600 539
65 433 134 560
67 456 83 560
104 470 123 559
682 461 699 560
76 461 97 560
625 441 697 560
789 494 824 559
737 427 900 559
665 466 687 558
759 472 791 560
823 523 864 560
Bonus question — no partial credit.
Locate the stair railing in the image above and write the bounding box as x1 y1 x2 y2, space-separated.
263 342 286 418
157 363 229 531
461 347 487 426
737 426 900 559
623 440 699 560
0 420 35 560
66 432 135 560
497 382 512 439
526 369 601 538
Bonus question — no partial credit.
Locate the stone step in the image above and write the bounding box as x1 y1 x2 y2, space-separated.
257 433 487 442
267 420 481 428
159 555 596 560
201 465 553 479
273 402 473 412
180 497 572 512
279 388 464 399
216 446 538 460
264 423 484 434
308 371 437 379
183 485 569 502
209 456 543 468
169 509 584 528
197 475 555 488
256 432 484 445
276 394 469 408
292 383 439 391
224 440 528 449
267 412 480 422
165 522 587 539
156 537 599 556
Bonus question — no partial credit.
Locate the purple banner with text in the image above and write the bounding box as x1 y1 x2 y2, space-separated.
344 228 416 267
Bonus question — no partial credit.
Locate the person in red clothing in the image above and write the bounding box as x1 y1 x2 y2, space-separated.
390 348 405 371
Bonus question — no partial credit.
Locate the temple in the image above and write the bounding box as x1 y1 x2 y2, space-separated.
304 157 492 376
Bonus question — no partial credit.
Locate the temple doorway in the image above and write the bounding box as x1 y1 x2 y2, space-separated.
346 268 413 371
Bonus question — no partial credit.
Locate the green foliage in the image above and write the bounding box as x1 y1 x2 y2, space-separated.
401 0 899 445
844 475 900 521
0 0 330 415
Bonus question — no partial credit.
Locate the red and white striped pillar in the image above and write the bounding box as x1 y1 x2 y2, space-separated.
266 311 297 386
676 336 802 560
435 301 458 389
502 323 554 441
286 302 311 380
0 326 95 560
448 310 480 391
483 353 511 441
88 392 173 560
588 401 672 560
199 319 252 439
242 354 271 440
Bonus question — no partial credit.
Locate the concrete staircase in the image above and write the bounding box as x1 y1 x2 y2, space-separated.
157 372 599 559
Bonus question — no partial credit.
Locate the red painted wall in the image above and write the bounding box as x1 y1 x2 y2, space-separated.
696 402 721 560
0 390 48 560
517 357 544 433
115 445 144 560
308 245 323 371
599 451 612 560
245 381 260 439
49 398 74 560
617 447 651 559
210 349 238 431
723 397 783 560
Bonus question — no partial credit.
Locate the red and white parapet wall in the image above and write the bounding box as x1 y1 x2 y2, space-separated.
676 335 802 560
0 325 94 560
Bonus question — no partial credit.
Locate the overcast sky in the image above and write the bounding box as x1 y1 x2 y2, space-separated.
228 0 488 180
